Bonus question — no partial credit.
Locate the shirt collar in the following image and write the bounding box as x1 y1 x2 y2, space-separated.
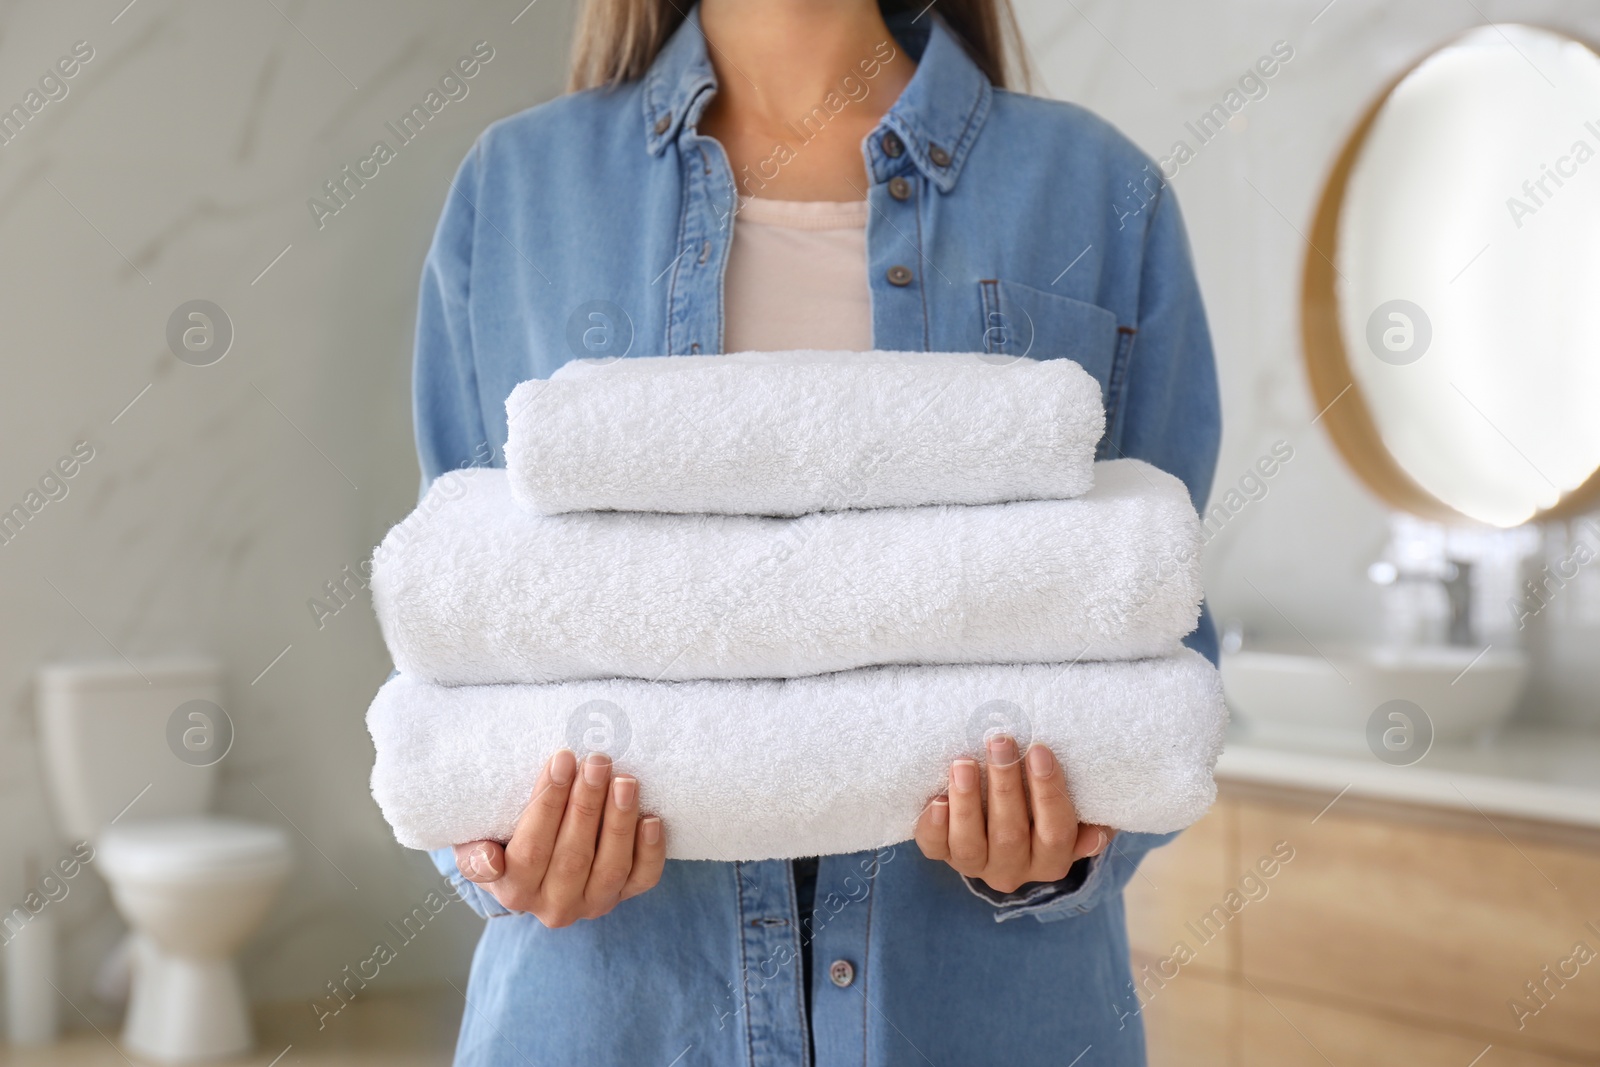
642 4 992 194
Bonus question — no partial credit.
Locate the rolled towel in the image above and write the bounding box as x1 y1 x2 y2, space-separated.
367 650 1226 858
503 351 1105 516
371 459 1203 686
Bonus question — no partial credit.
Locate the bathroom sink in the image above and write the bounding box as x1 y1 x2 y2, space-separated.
1221 643 1529 748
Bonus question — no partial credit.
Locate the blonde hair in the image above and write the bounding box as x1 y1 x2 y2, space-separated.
567 0 1030 92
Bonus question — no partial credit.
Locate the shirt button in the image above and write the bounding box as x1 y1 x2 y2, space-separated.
886 265 914 287
887 176 911 201
928 143 952 168
882 131 904 158
654 112 672 136
828 959 855 988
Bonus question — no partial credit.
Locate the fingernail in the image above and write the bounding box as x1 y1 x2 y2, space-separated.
987 734 1017 765
1090 828 1109 857
583 752 610 787
641 816 662 845
930 796 949 826
469 844 498 880
1026 744 1054 778
612 775 637 810
952 759 979 792
549 749 575 786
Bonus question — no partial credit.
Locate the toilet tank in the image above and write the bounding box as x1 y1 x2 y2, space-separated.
37 659 224 842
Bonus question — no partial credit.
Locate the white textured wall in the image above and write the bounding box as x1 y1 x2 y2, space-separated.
1012 0 1600 725
0 0 574 1024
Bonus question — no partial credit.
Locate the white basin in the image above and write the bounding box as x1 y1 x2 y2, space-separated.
1222 643 1529 750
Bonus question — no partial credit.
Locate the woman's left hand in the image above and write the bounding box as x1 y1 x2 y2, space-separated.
914 736 1115 894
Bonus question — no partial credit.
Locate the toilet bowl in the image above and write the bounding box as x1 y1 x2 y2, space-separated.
100 817 291 1062
36 659 294 1064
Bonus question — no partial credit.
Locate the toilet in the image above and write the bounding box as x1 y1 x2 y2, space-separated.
37 659 292 1063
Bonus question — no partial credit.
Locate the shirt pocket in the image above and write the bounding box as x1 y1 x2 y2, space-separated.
979 279 1130 452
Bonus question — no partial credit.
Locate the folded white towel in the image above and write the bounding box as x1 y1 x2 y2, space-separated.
367 650 1226 858
371 459 1203 686
503 351 1106 517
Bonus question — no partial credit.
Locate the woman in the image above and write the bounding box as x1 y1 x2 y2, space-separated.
413 0 1220 1062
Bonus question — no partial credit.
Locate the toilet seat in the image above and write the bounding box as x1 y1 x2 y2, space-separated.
99 816 291 882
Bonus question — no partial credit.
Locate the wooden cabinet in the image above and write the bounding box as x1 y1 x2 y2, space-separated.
1125 789 1600 1065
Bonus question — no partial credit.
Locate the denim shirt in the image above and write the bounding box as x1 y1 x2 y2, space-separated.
409 8 1219 1065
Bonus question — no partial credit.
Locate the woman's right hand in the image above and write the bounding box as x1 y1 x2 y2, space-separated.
453 749 665 927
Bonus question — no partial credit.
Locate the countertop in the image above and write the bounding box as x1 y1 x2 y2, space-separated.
1216 724 1600 829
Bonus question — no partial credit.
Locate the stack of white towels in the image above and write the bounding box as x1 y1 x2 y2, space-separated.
366 352 1226 861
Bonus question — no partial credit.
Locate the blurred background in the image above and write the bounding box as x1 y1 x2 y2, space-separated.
1 1 1597 1064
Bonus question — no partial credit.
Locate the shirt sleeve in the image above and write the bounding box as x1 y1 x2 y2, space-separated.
412 141 509 921
414 138 491 492
963 832 1176 923
965 178 1223 924
1112 178 1222 666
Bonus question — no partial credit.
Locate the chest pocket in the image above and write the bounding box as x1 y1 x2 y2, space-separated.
979 279 1131 456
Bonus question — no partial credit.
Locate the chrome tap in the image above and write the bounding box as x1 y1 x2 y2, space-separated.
1368 558 1475 647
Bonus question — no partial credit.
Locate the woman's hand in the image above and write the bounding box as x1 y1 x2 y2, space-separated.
914 736 1114 895
453 749 665 927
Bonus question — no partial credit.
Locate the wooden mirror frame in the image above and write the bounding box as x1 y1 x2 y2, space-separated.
1301 27 1600 525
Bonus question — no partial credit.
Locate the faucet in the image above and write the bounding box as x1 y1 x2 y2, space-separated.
1368 558 1475 646
1441 560 1473 646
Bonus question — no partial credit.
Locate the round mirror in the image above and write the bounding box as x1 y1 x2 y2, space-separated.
1304 24 1600 527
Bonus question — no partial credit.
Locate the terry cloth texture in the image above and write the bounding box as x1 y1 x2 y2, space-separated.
503 351 1105 517
370 459 1203 686
367 649 1227 859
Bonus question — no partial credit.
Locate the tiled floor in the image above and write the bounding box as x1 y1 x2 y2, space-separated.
0 988 462 1066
